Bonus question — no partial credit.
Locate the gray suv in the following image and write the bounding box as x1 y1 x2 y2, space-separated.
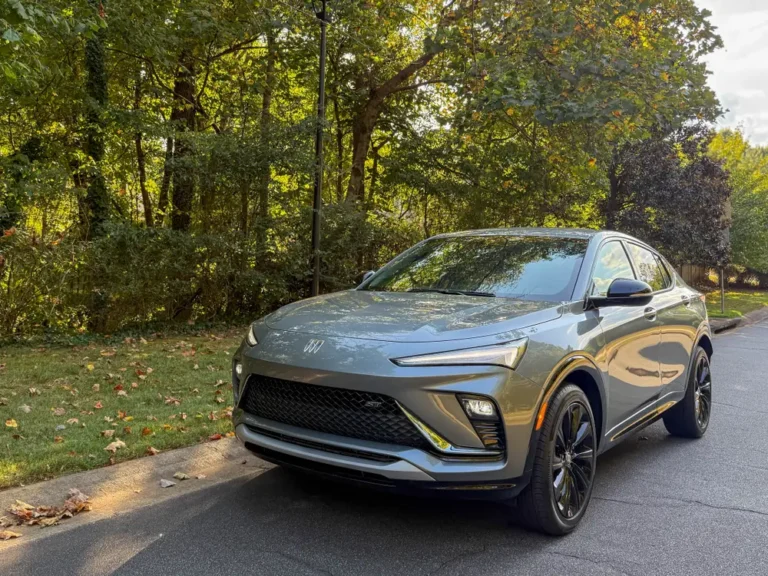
232 228 713 535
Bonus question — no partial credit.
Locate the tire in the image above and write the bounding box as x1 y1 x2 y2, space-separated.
662 346 712 438
517 384 597 536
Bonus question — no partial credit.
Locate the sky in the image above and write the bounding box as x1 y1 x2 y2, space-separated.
697 0 768 144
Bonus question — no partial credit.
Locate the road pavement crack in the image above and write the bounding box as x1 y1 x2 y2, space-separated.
545 550 634 575
426 545 489 575
595 495 768 519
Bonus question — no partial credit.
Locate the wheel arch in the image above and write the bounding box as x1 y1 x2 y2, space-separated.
531 355 606 452
697 333 713 359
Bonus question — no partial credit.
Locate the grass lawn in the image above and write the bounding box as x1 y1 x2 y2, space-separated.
705 289 768 319
0 328 245 489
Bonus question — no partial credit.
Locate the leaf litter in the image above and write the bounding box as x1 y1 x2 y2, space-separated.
6 489 91 531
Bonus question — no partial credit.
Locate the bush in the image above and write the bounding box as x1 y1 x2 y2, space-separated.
0 206 423 336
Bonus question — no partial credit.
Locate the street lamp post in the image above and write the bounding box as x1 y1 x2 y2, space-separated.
311 0 328 297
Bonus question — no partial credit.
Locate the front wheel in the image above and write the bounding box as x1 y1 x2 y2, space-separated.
662 347 712 438
517 384 597 535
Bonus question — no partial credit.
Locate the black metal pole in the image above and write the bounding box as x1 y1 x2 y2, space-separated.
311 0 327 297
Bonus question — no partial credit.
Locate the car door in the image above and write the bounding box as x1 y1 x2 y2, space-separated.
590 240 662 435
647 252 698 403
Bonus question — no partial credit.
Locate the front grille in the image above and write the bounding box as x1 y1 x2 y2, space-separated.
240 375 430 450
246 424 400 463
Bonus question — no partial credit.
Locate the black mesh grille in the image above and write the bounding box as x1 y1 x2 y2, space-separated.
240 375 429 449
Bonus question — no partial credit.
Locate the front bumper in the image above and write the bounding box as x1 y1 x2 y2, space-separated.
232 328 544 492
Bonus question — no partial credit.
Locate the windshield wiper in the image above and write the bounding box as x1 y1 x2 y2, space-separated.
406 288 496 297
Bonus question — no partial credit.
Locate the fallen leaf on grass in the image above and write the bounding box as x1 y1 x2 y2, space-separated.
5 419 18 428
29 387 40 396
173 472 190 480
208 412 218 421
141 427 152 436
12 434 24 440
0 530 21 540
131 382 139 389
92 384 100 392
86 364 94 372
224 431 235 438
123 426 132 435
55 425 66 431
19 405 31 413
214 380 225 387
66 418 79 425
146 446 159 455
101 430 114 438
0 516 13 527
100 350 115 357
159 479 176 488
162 424 173 431
164 396 180 406
53 407 66 416
94 401 103 409
215 397 225 404
54 436 64 443
104 440 126 453
0 398 7 406
117 390 128 397
104 416 113 423
208 433 223 441
113 384 123 391
196 474 206 480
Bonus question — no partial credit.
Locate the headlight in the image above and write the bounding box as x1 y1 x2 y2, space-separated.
245 325 258 347
391 338 527 370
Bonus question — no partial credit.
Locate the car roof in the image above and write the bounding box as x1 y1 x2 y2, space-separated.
431 227 630 242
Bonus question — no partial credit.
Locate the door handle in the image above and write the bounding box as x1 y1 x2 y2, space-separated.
681 295 691 307
644 306 657 321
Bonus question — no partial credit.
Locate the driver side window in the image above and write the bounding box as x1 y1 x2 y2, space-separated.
591 242 635 296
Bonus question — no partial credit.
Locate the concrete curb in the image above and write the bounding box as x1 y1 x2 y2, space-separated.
711 306 768 334
710 317 742 333
0 438 272 547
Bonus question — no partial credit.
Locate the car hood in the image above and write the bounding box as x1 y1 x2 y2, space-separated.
264 290 561 342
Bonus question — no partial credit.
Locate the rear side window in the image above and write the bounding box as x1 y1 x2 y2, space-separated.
626 243 670 291
591 241 635 296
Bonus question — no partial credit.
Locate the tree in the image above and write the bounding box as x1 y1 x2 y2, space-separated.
709 130 768 273
82 0 110 238
605 125 731 266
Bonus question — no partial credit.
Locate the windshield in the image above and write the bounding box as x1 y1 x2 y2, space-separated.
360 235 588 302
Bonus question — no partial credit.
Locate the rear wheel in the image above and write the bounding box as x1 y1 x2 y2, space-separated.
518 384 597 535
663 347 711 438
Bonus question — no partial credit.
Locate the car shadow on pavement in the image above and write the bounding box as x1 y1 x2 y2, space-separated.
105 421 706 575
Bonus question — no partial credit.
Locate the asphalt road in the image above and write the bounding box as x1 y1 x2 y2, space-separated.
4 320 768 576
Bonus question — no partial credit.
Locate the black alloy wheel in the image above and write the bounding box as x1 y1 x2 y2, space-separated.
693 353 712 430
663 346 712 438
552 400 595 519
518 384 597 535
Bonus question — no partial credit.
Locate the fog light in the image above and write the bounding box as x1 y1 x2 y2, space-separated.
235 363 243 377
461 397 496 419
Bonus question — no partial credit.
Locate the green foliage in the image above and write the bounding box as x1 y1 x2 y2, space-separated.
709 130 768 273
0 0 734 335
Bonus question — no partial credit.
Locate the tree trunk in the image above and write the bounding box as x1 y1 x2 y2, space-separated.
82 0 109 239
254 31 277 244
606 152 621 230
133 77 153 227
157 137 173 224
345 51 440 203
170 51 196 231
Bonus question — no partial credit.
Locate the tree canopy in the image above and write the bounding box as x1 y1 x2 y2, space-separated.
0 0 732 334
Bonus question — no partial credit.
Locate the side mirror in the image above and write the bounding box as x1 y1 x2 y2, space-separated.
361 270 376 283
588 278 653 308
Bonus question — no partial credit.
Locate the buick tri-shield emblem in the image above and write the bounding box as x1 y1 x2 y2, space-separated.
303 339 325 354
